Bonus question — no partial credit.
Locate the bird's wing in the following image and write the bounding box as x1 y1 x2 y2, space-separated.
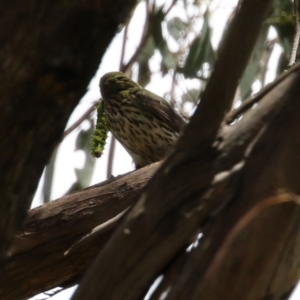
135 89 186 133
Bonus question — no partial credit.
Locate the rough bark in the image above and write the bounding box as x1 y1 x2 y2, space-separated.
3 1 300 300
0 163 158 300
2 68 300 300
166 66 300 299
73 65 300 300
0 0 138 260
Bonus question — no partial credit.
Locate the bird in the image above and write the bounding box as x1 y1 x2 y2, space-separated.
99 72 186 169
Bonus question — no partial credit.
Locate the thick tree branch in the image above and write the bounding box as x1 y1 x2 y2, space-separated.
167 66 300 299
71 1 275 299
0 163 159 300
142 65 300 299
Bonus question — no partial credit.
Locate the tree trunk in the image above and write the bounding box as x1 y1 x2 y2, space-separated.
0 0 138 260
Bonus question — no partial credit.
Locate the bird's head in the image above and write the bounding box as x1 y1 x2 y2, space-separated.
99 72 141 99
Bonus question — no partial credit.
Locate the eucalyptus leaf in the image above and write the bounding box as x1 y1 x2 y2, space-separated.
181 11 215 78
181 88 200 105
167 17 188 41
72 119 96 191
267 1 294 71
136 36 156 86
239 25 270 100
151 7 177 74
152 7 165 51
160 46 177 73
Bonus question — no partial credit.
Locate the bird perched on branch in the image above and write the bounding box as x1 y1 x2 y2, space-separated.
99 72 186 169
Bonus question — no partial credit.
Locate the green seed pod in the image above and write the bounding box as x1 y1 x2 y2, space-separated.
91 100 109 158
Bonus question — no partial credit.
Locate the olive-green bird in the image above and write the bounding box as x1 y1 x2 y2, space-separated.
99 72 186 169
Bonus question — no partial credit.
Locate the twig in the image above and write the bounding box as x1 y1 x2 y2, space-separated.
164 0 177 16
62 102 99 140
170 70 177 108
121 1 152 72
106 24 130 178
120 23 129 72
106 137 116 178
288 0 300 67
225 64 299 124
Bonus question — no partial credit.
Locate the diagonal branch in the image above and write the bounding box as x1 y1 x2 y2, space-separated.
167 64 300 300
71 3 277 299
0 163 160 300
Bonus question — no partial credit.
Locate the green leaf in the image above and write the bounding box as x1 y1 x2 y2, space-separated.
136 36 156 64
167 17 188 41
181 11 216 78
151 7 165 51
151 6 177 74
138 62 151 87
136 36 156 87
160 45 177 73
73 119 97 191
239 24 270 100
181 88 200 105
267 1 294 69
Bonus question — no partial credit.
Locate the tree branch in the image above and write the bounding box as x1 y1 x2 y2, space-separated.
288 0 300 66
74 16 300 300
225 64 299 124
167 66 300 300
0 163 159 300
